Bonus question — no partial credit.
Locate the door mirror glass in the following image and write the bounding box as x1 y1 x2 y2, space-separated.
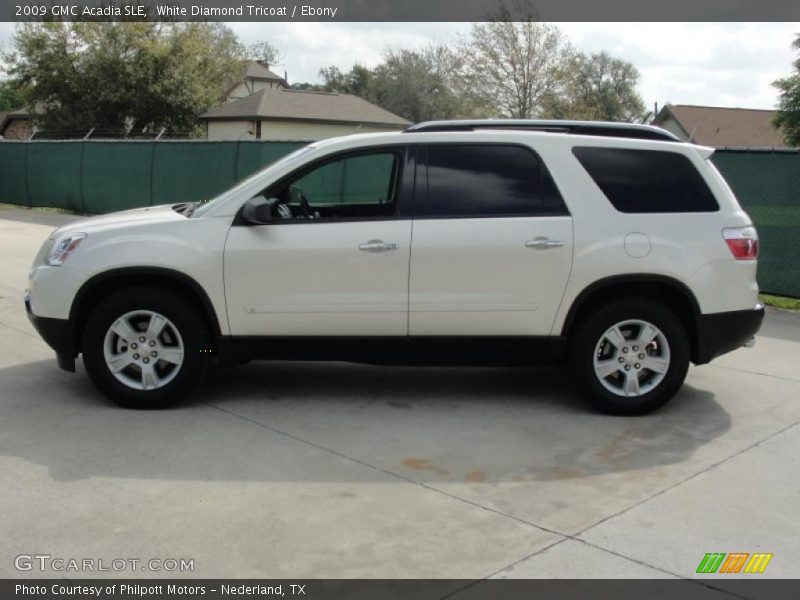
241 196 274 225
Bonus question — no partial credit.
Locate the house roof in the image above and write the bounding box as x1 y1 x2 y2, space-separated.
653 104 788 148
0 107 30 133
201 87 410 128
245 61 286 83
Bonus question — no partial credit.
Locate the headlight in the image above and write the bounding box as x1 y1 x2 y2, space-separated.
46 233 87 266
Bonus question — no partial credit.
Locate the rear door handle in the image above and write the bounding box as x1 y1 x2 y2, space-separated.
359 239 399 252
526 238 564 249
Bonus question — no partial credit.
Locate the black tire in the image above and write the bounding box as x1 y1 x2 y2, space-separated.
567 297 690 416
81 286 211 409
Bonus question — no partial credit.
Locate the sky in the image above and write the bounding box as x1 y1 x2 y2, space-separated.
1 21 798 111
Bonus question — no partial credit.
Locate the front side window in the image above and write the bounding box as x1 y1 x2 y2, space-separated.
265 151 399 221
192 145 315 218
572 147 719 213
420 144 568 218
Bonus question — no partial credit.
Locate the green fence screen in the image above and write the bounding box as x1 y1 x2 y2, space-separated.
0 140 307 213
712 149 800 298
0 141 798 298
82 142 153 212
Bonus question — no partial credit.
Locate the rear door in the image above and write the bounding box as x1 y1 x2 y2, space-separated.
409 143 573 336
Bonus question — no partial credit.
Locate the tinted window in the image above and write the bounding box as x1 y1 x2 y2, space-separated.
572 147 719 213
292 153 396 206
268 152 399 221
421 145 567 217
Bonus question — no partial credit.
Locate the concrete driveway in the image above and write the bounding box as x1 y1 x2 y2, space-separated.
0 205 798 587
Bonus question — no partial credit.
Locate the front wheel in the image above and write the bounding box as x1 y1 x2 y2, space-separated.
82 287 211 409
568 298 690 415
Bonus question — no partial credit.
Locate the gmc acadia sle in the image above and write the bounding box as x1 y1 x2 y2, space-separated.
25 120 764 414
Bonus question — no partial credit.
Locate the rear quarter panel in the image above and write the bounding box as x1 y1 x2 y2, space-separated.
536 137 759 335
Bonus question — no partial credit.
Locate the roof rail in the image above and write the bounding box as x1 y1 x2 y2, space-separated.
403 119 682 142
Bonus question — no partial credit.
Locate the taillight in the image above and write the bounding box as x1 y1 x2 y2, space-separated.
723 226 758 260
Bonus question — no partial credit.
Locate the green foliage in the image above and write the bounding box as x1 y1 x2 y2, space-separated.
316 45 492 122
463 2 573 119
461 1 644 121
1 12 648 133
3 22 246 133
244 40 281 65
319 64 373 98
0 80 24 111
760 294 800 310
545 52 645 122
313 1 643 124
368 47 488 122
773 35 800 146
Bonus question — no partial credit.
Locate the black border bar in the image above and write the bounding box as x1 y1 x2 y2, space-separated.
5 0 800 22
3 579 800 600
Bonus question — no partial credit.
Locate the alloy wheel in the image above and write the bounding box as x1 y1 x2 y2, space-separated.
592 319 671 397
103 310 185 391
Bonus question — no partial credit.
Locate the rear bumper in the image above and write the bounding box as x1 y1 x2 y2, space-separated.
25 292 76 372
694 303 765 365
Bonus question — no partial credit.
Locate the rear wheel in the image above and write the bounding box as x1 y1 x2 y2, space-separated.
82 287 211 408
568 298 690 415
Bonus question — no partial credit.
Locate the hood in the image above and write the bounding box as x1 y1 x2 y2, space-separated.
51 204 187 237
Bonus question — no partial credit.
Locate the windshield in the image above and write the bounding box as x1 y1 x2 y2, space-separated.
192 145 316 217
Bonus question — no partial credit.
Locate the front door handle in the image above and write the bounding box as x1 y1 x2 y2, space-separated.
525 238 564 249
359 239 399 252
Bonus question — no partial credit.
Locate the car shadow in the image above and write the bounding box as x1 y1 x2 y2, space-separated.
0 359 731 484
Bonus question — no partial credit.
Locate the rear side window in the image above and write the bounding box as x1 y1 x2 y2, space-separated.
572 147 719 213
420 144 568 218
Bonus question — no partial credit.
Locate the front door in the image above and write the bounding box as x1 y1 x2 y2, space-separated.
224 148 412 336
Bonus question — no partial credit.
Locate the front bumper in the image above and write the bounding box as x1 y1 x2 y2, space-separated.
25 292 76 372
694 303 765 365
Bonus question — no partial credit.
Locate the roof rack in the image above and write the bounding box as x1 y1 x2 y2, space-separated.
403 119 682 142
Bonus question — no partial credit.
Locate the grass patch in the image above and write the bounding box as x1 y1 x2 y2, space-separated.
760 293 800 310
0 203 90 217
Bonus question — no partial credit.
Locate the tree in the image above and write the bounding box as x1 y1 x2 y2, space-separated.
3 22 247 133
316 46 488 122
460 0 574 118
0 80 24 111
244 40 281 65
773 35 800 146
319 64 373 97
369 48 482 122
545 51 645 122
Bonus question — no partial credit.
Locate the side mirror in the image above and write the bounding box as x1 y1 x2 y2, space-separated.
240 196 273 225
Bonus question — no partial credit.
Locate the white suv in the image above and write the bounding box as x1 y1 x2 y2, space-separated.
25 120 764 415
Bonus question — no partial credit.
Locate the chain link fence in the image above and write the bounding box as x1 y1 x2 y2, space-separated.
28 129 202 141
712 149 800 298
